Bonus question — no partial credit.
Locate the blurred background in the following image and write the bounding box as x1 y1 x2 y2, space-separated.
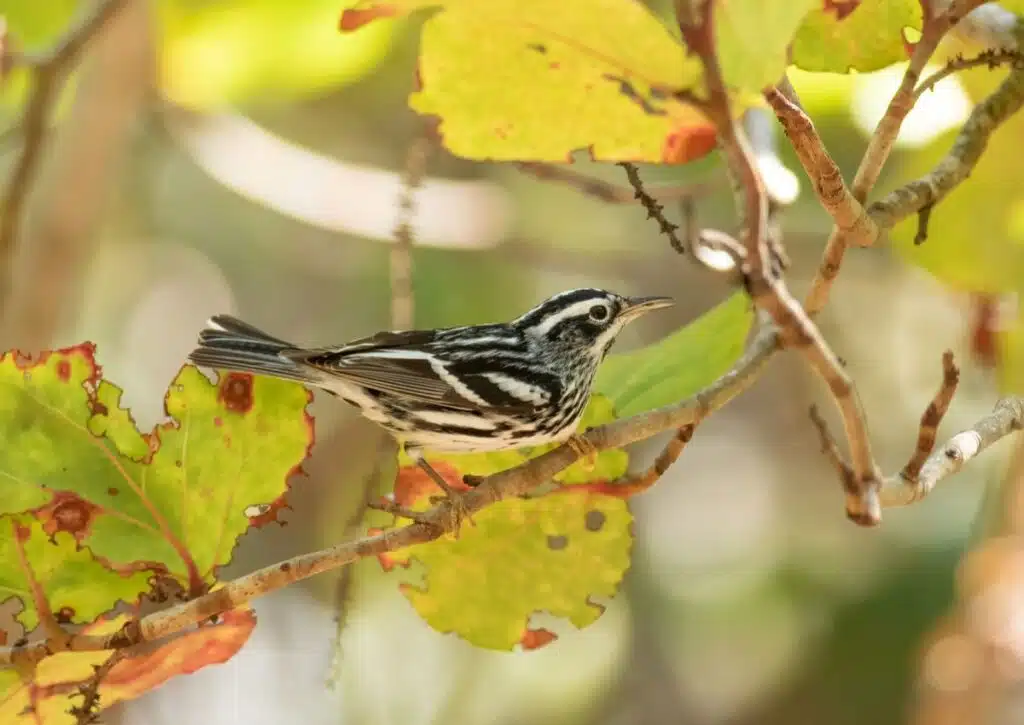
2 1 1024 724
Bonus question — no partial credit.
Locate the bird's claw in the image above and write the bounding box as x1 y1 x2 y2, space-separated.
428 491 475 538
566 434 598 471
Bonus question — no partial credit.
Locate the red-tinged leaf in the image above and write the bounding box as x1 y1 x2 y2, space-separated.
520 627 558 650
339 3 398 31
823 0 860 21
662 122 718 164
392 460 471 506
0 608 256 724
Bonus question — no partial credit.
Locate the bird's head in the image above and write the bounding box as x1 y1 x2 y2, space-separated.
513 288 673 359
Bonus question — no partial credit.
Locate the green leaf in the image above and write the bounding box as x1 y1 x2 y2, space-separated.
791 0 922 73
382 395 631 649
715 0 818 92
0 346 313 591
596 292 753 418
0 516 151 632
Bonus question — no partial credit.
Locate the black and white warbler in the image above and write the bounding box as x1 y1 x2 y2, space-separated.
187 288 672 522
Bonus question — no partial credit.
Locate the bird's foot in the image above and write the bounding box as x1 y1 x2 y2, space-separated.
427 490 475 538
566 434 598 471
415 458 476 537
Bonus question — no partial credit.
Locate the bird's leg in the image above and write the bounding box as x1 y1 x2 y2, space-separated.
566 434 598 471
414 455 476 536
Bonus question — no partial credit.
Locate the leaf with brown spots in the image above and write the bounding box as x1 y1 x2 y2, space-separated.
0 346 314 597
0 608 255 724
372 396 633 650
0 515 151 633
339 0 823 163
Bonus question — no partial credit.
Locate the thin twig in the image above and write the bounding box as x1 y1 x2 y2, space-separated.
763 86 878 241
618 162 686 254
608 423 699 497
0 0 128 317
913 48 1024 100
809 405 858 498
329 133 431 680
390 134 430 332
68 649 126 724
326 433 392 686
516 161 716 205
901 351 960 483
914 204 933 245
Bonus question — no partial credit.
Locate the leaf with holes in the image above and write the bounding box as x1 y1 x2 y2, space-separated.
792 0 922 73
377 396 631 649
339 0 818 163
596 292 753 417
0 608 255 724
0 345 314 596
0 515 152 633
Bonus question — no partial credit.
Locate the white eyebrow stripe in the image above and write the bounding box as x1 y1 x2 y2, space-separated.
529 300 602 337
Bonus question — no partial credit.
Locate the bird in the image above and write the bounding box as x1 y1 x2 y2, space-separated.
187 288 673 529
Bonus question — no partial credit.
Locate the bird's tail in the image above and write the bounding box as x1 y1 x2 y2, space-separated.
188 315 316 384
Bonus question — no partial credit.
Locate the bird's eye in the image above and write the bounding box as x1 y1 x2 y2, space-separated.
588 304 610 322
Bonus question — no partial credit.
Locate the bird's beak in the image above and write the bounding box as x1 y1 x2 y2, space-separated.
621 295 674 321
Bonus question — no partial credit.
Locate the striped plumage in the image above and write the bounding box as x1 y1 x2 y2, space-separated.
188 288 672 479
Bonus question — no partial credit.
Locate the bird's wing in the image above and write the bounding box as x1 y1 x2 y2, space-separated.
284 345 542 414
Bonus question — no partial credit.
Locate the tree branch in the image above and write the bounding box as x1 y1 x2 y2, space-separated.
883 396 1024 507
0 0 128 320
763 85 878 241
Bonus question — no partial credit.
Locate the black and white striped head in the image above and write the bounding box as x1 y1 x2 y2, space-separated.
513 288 673 358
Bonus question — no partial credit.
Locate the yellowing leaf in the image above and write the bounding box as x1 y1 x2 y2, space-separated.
715 0 817 92
0 346 313 594
340 1 823 162
792 0 922 73
0 608 255 724
342 0 708 162
0 516 151 632
596 292 753 417
381 489 631 650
